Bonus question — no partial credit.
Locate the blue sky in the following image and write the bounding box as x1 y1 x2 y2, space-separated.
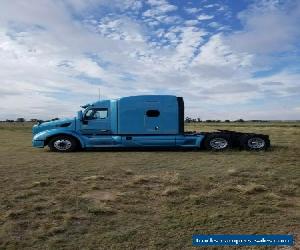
0 0 300 120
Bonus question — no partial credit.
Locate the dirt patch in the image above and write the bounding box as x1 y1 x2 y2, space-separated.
161 186 179 196
160 171 180 185
233 183 268 194
131 174 159 184
81 190 121 202
82 175 105 181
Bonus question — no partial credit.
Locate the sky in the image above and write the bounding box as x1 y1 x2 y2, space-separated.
0 0 300 120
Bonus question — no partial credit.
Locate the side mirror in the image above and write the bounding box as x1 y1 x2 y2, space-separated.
77 111 83 121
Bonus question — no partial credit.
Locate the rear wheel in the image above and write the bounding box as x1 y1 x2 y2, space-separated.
240 135 269 151
203 134 231 151
48 135 78 152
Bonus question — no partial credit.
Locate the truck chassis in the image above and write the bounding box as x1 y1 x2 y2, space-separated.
42 130 270 152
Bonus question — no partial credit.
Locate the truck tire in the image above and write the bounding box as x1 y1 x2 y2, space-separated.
203 133 231 151
239 134 269 151
48 135 78 152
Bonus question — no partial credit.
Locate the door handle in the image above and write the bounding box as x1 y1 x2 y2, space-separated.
100 129 109 132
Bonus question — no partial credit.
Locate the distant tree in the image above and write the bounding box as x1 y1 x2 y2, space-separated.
206 120 212 123
224 119 230 123
185 117 192 123
16 118 25 122
30 118 38 122
234 119 245 123
250 120 269 123
5 119 14 122
197 118 202 122
215 120 221 123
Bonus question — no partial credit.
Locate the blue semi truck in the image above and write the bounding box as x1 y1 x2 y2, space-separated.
32 95 270 152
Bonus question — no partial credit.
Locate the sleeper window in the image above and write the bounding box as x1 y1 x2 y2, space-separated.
146 110 160 117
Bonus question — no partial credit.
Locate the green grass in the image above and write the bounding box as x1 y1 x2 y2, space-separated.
0 122 299 249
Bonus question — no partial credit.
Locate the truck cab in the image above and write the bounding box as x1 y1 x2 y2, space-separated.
32 95 270 152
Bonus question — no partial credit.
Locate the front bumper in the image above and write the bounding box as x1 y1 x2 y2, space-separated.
32 139 44 148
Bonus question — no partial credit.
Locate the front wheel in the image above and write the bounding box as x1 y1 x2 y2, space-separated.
48 135 78 152
203 134 231 151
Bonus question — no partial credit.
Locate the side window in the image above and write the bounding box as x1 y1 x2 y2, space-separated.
85 109 94 120
146 110 160 117
85 108 108 120
94 109 108 119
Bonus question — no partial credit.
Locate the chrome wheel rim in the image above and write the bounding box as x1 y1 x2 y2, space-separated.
54 139 72 151
209 138 228 149
247 137 265 149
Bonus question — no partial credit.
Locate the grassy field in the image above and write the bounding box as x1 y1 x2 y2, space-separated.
0 122 299 249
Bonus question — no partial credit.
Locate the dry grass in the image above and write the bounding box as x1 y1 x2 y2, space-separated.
161 186 180 196
0 122 299 249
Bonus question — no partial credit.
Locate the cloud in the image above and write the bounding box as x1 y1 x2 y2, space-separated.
147 0 177 12
203 4 219 8
261 81 283 86
197 14 214 21
184 20 199 26
93 16 145 42
253 71 300 97
143 0 177 17
193 34 253 68
228 0 300 54
184 7 202 14
142 0 179 25
208 21 220 28
204 82 259 94
64 0 143 12
0 0 299 120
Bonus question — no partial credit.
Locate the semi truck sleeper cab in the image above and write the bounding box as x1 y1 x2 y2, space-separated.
32 95 270 152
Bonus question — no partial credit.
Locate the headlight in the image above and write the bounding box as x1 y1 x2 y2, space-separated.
33 131 47 140
32 125 38 134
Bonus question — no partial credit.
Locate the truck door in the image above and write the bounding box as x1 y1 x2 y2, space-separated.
80 108 115 146
80 108 111 135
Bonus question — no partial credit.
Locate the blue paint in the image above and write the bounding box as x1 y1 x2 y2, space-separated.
32 95 205 149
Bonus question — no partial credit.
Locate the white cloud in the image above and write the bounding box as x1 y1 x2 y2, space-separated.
142 0 179 25
193 34 253 68
146 0 177 13
198 14 214 21
251 71 300 97
208 21 220 28
203 4 218 8
228 0 300 53
184 7 202 14
184 20 199 26
0 0 299 120
72 58 106 79
94 16 145 42
172 27 206 68
64 0 143 12
147 0 176 9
